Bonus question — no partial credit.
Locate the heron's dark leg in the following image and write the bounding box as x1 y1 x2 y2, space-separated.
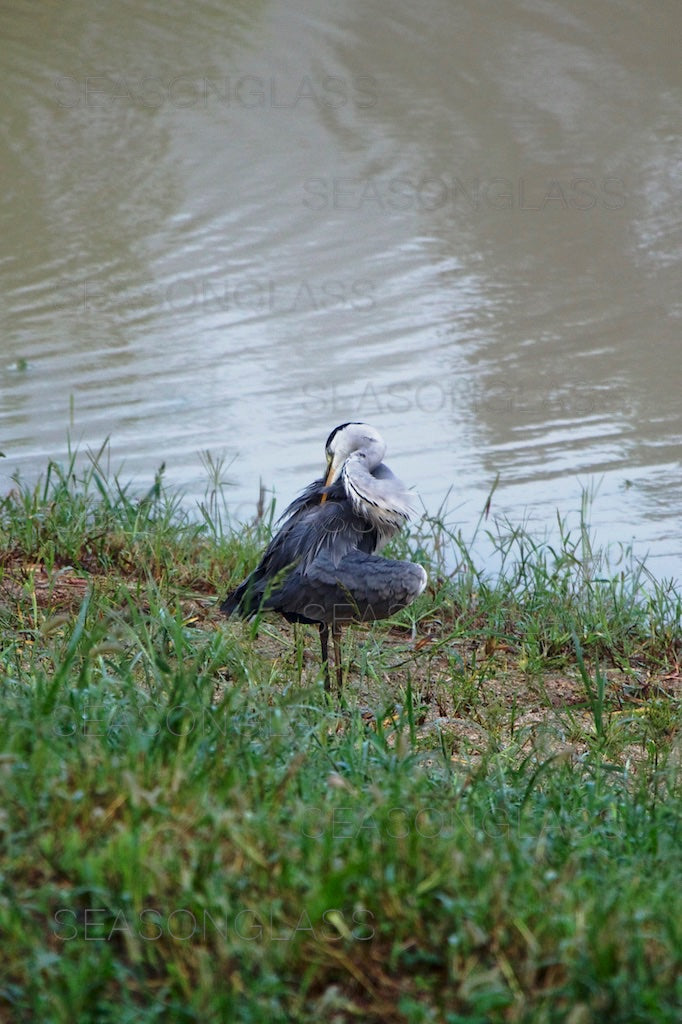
319 622 331 691
332 625 343 692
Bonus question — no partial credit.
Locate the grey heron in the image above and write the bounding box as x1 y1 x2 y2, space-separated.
221 422 427 691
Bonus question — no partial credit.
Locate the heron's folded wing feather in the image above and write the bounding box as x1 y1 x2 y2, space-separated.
277 477 326 522
265 551 427 623
272 502 377 573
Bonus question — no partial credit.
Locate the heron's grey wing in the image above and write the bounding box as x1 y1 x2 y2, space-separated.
272 500 377 573
267 550 427 625
221 490 376 617
220 481 324 616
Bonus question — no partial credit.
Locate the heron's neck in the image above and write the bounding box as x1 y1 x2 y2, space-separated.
342 455 411 543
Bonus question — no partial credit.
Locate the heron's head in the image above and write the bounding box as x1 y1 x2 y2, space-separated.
322 422 386 493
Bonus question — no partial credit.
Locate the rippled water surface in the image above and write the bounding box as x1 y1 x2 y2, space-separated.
2 0 681 578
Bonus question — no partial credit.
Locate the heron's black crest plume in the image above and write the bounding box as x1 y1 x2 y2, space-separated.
324 421 363 451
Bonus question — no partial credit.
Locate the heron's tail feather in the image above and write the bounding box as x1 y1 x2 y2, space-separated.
220 574 266 618
219 589 242 617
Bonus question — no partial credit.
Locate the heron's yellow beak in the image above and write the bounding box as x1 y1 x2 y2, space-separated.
320 454 341 504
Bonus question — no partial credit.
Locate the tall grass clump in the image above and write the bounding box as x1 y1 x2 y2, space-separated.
401 484 680 678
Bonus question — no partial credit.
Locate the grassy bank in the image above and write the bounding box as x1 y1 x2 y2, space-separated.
1 450 680 1023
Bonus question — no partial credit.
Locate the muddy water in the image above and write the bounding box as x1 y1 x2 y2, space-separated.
1 0 680 579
